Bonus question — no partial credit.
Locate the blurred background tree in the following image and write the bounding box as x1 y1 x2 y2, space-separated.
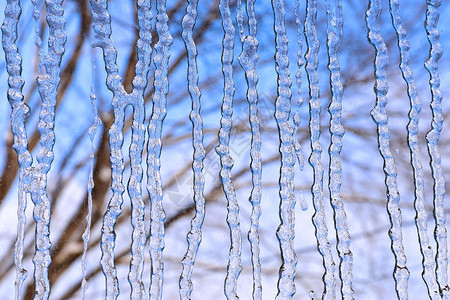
0 0 450 299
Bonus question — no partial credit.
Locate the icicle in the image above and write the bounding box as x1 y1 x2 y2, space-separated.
88 0 153 296
31 0 44 72
147 0 172 299
90 0 154 297
304 1 336 299
81 48 102 299
365 1 409 299
2 0 65 298
215 1 242 299
2 2 32 299
293 0 305 172
325 0 353 299
389 1 440 298
272 0 298 298
236 0 262 298
179 0 207 299
29 0 67 298
127 1 154 299
90 0 127 297
424 1 449 298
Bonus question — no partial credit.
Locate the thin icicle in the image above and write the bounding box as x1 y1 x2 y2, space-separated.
389 1 440 298
424 0 449 298
128 1 153 299
272 0 297 298
236 0 262 298
31 0 44 72
304 1 336 299
81 51 102 299
294 0 307 213
293 0 305 172
325 0 353 299
216 1 241 299
179 0 207 299
236 0 245 42
147 0 172 299
366 1 409 299
2 2 32 299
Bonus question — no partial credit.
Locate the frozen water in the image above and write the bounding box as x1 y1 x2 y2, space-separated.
325 0 354 298
305 0 336 299
179 0 207 299
389 0 440 298
236 0 263 298
272 0 298 298
366 0 410 298
424 0 449 297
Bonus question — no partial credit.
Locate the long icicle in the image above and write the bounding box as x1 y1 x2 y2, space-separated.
236 0 263 298
305 0 336 299
90 0 155 297
424 0 449 298
90 0 127 296
179 0 207 298
128 1 154 298
2 1 32 299
272 0 298 298
81 49 102 299
293 0 305 175
216 1 242 299
147 0 172 298
366 1 409 299
31 0 66 298
325 0 353 299
389 0 440 298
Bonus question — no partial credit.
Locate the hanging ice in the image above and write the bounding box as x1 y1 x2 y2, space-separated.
304 0 336 299
147 0 172 299
236 0 263 298
90 0 154 297
217 0 242 298
2 0 66 298
272 0 298 298
179 0 207 299
389 0 440 298
325 0 354 298
424 0 449 297
366 0 410 298
293 0 305 173
2 1 32 298
81 51 101 299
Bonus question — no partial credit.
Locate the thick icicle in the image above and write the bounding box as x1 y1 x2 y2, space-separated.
2 1 32 299
272 0 298 298
305 1 336 299
389 1 440 298
179 0 207 299
30 0 67 298
366 1 409 299
90 0 153 297
147 0 172 299
236 0 263 298
424 1 449 298
216 1 242 299
325 0 353 299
